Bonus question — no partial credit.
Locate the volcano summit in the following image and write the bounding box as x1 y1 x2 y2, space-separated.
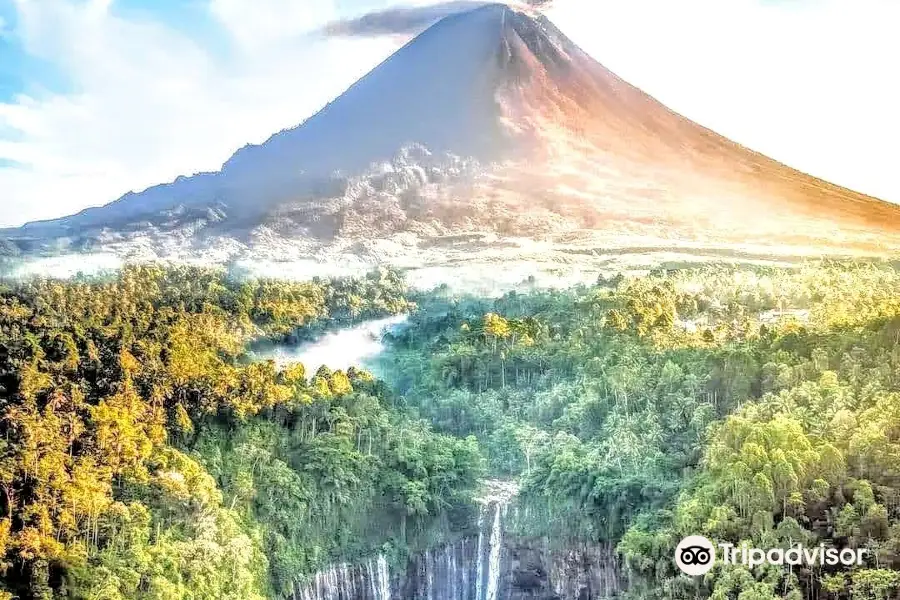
5 3 900 270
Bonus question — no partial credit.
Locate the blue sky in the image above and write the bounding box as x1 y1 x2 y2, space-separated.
0 0 898 227
0 0 395 102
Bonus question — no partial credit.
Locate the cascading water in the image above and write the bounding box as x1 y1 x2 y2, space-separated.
294 555 392 600
288 481 627 600
484 504 503 600
292 508 510 600
474 510 485 600
377 555 391 600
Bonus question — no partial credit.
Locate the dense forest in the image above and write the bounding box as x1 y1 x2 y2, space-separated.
3 260 900 599
376 261 900 600
0 266 482 599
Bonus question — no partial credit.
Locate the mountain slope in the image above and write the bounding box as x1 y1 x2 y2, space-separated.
4 2 900 264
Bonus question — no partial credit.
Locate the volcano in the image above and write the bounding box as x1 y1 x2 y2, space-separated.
4 3 900 267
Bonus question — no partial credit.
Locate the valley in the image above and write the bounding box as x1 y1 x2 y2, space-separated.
4 260 900 600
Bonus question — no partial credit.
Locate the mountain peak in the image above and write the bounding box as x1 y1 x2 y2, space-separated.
222 1 574 177
5 4 900 261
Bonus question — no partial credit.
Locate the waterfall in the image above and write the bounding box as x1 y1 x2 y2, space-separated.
474 510 485 600
290 482 526 600
460 539 469 600
484 504 503 600
367 559 377 600
446 544 457 600
294 555 390 600
377 555 391 600
291 505 507 600
468 498 508 600
425 550 435 600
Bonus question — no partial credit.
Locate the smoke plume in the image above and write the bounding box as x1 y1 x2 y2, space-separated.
322 1 554 38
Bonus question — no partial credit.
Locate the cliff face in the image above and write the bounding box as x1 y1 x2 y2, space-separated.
288 501 624 600
501 540 622 600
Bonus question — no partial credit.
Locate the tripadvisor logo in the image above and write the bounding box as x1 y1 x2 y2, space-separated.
675 536 868 576
675 536 716 576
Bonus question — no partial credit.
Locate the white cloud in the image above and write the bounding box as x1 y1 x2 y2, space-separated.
548 0 900 204
0 0 403 227
209 0 338 50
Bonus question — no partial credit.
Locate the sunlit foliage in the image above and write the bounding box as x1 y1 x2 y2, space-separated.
0 265 482 599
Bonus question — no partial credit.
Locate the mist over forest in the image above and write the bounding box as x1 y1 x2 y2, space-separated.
1 260 900 599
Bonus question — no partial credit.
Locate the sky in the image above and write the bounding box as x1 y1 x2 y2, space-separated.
0 0 898 228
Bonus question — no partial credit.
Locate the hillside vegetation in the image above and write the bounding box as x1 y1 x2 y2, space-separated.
3 261 900 599
376 261 900 600
0 266 482 599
